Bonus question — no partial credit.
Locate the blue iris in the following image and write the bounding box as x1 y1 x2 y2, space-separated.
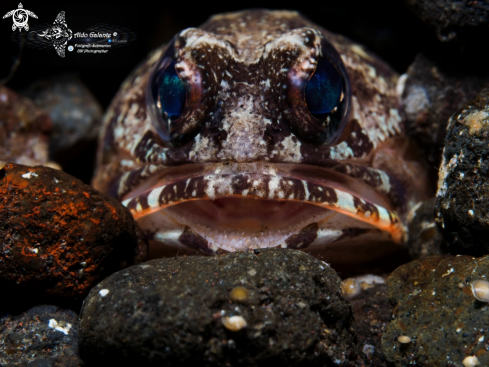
158 61 186 120
305 60 342 119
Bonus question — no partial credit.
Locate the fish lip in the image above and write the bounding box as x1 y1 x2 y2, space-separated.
121 162 404 245
120 162 398 209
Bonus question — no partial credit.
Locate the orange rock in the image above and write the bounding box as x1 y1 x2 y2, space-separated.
0 163 146 304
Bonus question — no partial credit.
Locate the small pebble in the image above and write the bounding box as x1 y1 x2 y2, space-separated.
230 287 250 302
99 289 109 297
221 315 247 332
471 280 489 302
48 319 73 335
340 278 361 300
398 335 411 344
463 355 480 367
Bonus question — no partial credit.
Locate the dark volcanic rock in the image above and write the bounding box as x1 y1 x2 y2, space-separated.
0 305 83 366
435 88 489 255
382 255 489 366
403 0 489 41
0 163 146 305
407 198 448 259
0 86 51 166
22 75 103 165
22 357 84 367
401 53 489 168
80 249 360 366
350 281 392 367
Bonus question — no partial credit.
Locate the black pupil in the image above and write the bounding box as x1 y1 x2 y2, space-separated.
305 60 342 119
158 61 186 120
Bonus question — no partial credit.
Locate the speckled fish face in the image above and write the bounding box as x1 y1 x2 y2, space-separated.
93 10 429 264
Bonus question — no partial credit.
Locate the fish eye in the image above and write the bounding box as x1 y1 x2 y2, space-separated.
147 35 218 147
283 38 350 146
155 60 186 122
305 60 343 119
148 57 189 142
147 48 206 146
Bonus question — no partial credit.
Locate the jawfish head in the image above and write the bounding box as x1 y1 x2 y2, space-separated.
93 10 430 264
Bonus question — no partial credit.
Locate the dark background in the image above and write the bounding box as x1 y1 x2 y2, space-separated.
0 0 436 110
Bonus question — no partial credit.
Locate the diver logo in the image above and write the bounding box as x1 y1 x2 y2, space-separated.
38 11 73 58
2 3 38 31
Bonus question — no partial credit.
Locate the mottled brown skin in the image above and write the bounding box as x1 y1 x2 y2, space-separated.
93 10 429 262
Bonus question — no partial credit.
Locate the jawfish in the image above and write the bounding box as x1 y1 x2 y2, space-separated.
93 10 429 264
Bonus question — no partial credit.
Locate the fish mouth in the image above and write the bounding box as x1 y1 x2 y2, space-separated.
121 162 404 262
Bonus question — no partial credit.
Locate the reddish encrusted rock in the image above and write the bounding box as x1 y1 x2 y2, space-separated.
0 86 51 166
0 163 146 304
